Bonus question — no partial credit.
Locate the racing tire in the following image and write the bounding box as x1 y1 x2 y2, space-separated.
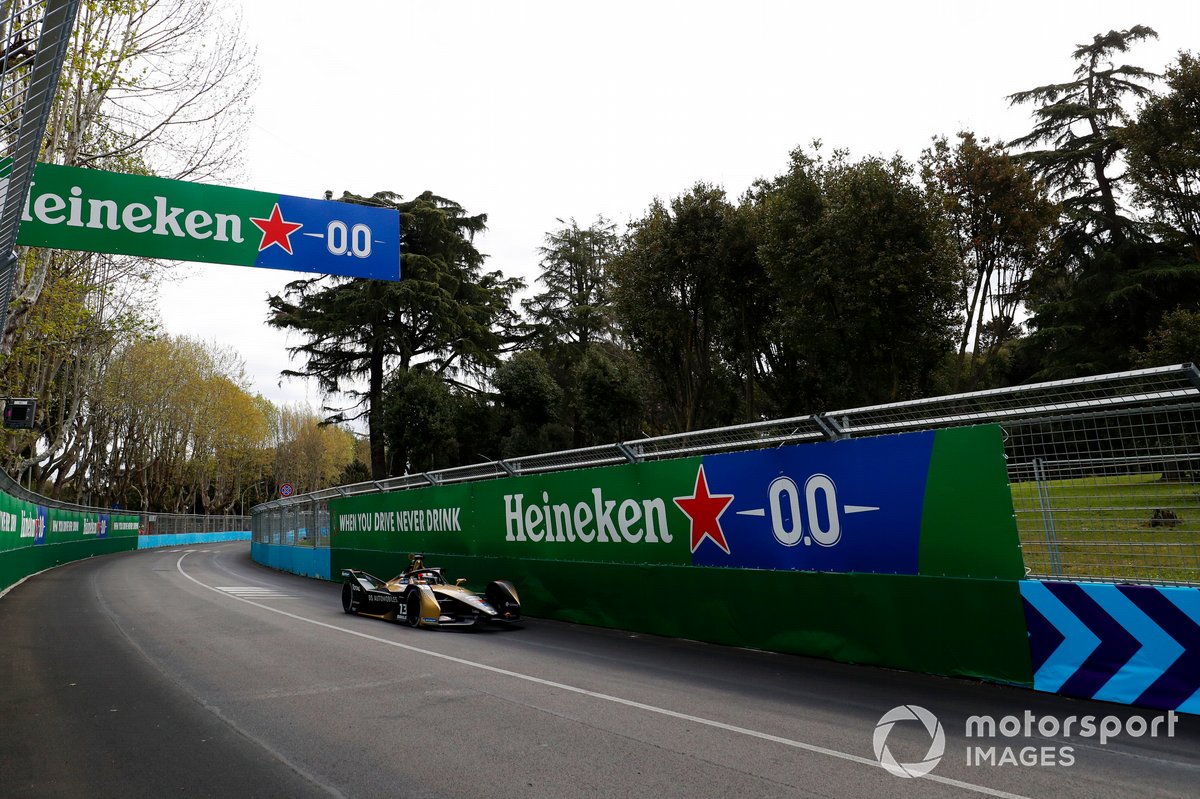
406 590 422 628
341 582 355 614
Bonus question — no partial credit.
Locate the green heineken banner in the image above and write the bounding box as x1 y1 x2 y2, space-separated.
330 425 1023 580
0 481 141 592
10 162 401 280
320 425 1031 684
0 488 140 553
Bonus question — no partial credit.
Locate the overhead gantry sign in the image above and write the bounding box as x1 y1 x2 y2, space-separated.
10 162 400 281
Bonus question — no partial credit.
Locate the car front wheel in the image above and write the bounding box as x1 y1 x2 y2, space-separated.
406 591 423 628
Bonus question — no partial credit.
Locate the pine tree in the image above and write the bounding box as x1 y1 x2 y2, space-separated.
267 191 521 477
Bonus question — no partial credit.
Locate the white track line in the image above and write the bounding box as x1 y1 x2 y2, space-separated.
176 552 1028 799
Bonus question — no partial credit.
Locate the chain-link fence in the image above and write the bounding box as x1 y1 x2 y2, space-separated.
254 364 1200 587
825 364 1200 585
1006 404 1200 585
255 499 329 549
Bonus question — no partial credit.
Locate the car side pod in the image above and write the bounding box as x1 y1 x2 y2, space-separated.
485 580 522 622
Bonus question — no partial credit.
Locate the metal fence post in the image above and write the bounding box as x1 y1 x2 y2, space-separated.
1031 458 1064 577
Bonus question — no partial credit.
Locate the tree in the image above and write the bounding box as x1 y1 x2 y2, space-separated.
713 199 773 419
270 406 356 495
380 367 457 474
570 344 647 445
1007 27 1200 379
4 0 256 353
1123 52 1200 257
1 1 257 499
494 351 569 456
1131 308 1200 367
522 217 619 356
1006 26 1158 247
921 132 1058 389
55 335 271 512
755 148 959 409
268 191 522 478
608 184 742 432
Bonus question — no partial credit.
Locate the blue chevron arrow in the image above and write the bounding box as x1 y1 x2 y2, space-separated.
1122 586 1200 714
1020 581 1100 694
1050 582 1142 700
1166 589 1200 715
1080 583 1185 706
1023 593 1065 675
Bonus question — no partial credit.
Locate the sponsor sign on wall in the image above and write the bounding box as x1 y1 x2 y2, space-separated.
0 488 139 553
331 425 1022 580
686 433 933 573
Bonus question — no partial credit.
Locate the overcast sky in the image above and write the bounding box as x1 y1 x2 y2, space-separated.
154 0 1199 412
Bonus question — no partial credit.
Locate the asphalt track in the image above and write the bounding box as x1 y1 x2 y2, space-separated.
1 543 1197 798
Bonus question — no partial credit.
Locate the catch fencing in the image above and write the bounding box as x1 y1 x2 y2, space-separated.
0 0 80 335
253 364 1200 587
0 468 249 536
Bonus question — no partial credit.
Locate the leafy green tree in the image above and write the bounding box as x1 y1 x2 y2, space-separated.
449 390 505 465
1007 26 1159 247
714 199 774 419
1132 308 1200 367
522 217 619 355
1124 52 1200 256
380 367 457 473
755 148 959 409
570 345 648 445
608 183 742 432
268 191 522 477
920 132 1058 389
493 351 570 456
337 459 372 486
745 156 825 415
1007 27 1200 379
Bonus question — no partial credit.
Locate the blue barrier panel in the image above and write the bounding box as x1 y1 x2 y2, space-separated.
1022 581 1200 714
252 541 330 580
137 531 250 549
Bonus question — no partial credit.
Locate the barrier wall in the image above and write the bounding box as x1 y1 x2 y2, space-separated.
137 531 251 549
328 425 1035 686
1022 581 1200 713
252 541 331 580
0 489 140 592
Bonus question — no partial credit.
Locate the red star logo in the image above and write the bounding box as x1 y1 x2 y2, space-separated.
674 465 735 554
250 203 303 254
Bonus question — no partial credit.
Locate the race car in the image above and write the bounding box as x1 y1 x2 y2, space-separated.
340 554 521 629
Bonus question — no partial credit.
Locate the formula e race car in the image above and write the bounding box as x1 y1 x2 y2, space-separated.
340 554 521 629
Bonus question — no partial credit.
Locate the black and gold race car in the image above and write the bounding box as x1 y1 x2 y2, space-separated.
340 554 521 629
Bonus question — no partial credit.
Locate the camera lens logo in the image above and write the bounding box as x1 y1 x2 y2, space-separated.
873 705 945 778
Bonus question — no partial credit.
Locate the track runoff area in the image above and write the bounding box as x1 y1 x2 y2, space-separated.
0 542 1194 798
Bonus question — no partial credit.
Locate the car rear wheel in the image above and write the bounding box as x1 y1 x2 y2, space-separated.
341 583 355 614
406 591 422 628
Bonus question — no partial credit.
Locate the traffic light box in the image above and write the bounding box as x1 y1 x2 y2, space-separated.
3 398 36 429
